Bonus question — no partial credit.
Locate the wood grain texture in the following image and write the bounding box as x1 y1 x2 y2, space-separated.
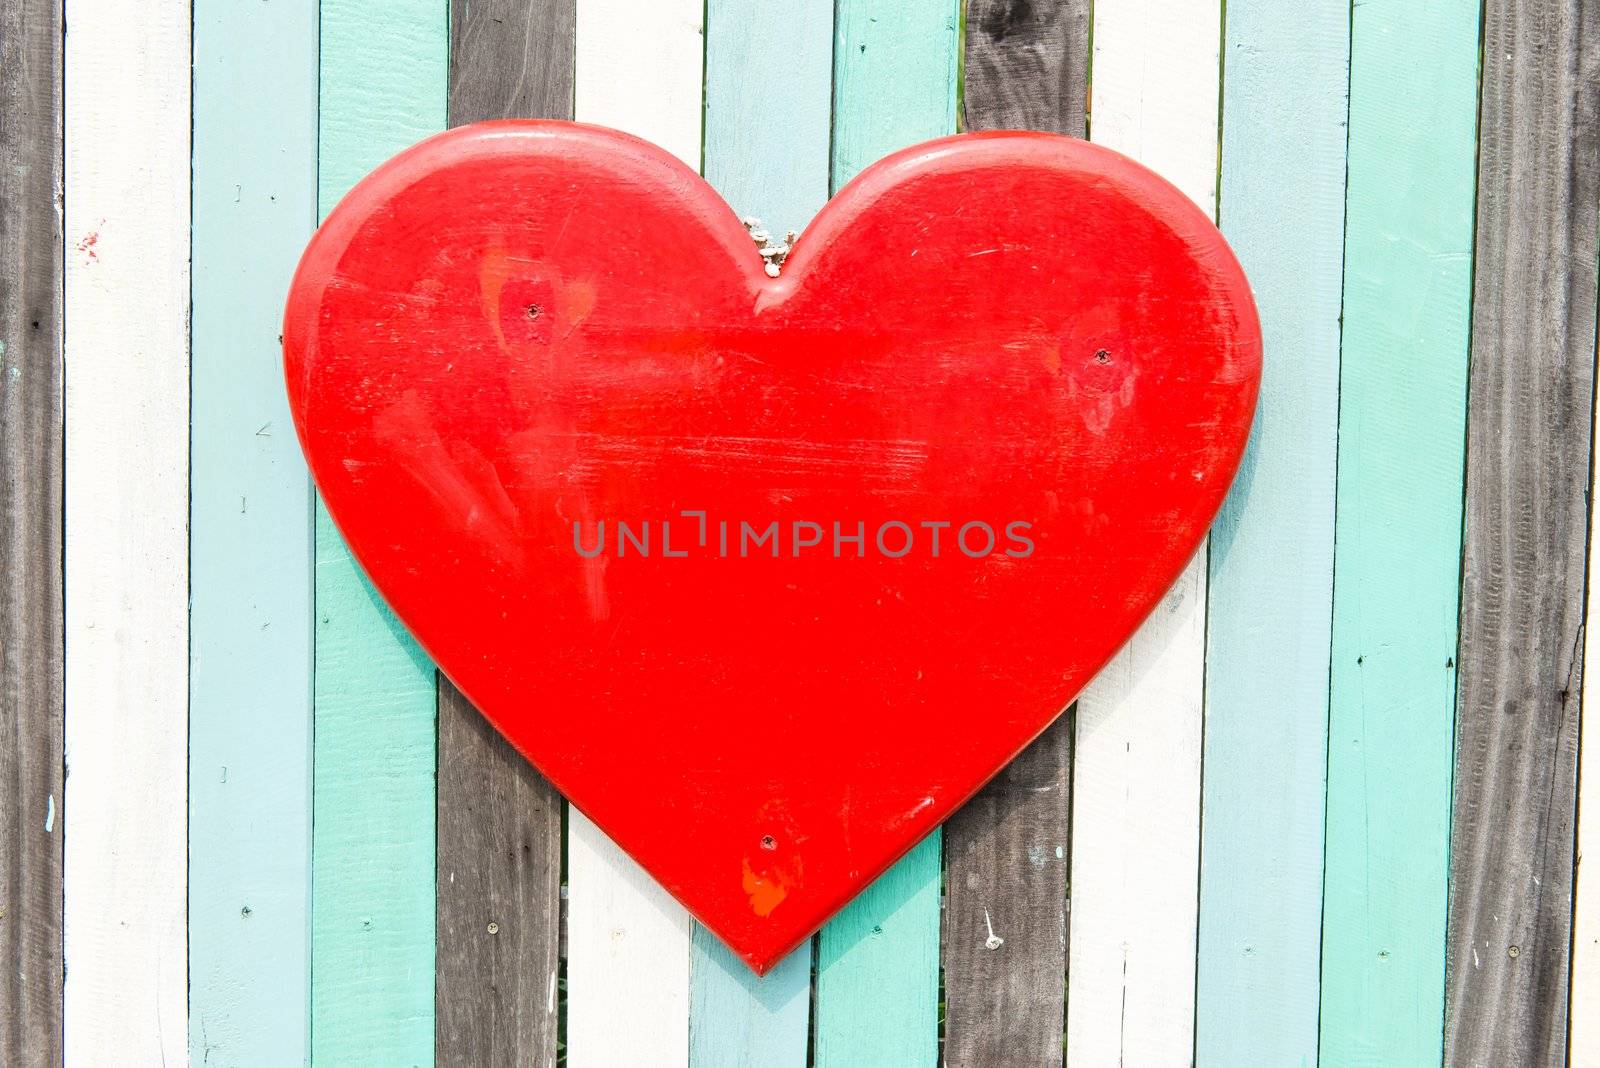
1318 0 1479 1063
961 0 1088 137
1194 1 1348 1062
313 0 446 1062
1447 0 1600 1061
436 687 564 1067
435 2 572 1065
943 4 1084 1063
812 4 958 1063
188 0 317 1062
1575 331 1600 1064
942 723 1071 1068
61 0 190 1060
567 2 702 1062
0 0 62 1059
687 2 831 1063
1068 3 1217 1062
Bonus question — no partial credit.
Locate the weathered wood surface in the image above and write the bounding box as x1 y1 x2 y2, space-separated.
687 2 832 1062
313 0 446 1061
1319 0 1479 1063
0 0 62 1061
812 4 958 1064
1576 329 1600 1063
1070 1 1217 1061
188 0 318 1061
943 3 1085 1064
62 0 190 1060
1447 0 1600 1062
435 2 573 1065
566 1 703 1062
961 0 1087 137
1195 0 1347 1061
436 686 564 1067
942 723 1071 1068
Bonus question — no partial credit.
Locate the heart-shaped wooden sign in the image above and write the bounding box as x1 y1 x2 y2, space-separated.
284 121 1260 973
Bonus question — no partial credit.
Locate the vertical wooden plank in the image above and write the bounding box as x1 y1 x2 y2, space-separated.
313 0 446 1062
943 726 1072 1067
960 0 1087 137
0 0 62 1059
1195 0 1348 1061
811 18 957 1066
1318 0 1479 1063
1066 3 1217 1062
687 2 831 1062
188 0 317 1062
815 834 943 1066
61 0 190 1060
941 3 1085 1064
566 2 702 1062
1447 0 1600 1061
435 2 572 1065
1575 334 1600 1066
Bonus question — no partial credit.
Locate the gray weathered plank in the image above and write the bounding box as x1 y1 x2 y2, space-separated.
961 0 1088 138
0 0 64 1063
942 720 1072 1068
1446 0 1600 1063
436 2 573 1065
941 7 1088 1063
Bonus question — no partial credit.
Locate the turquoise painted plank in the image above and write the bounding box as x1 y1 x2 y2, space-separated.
1319 0 1480 1062
313 0 446 1062
816 834 943 1065
1196 0 1349 1062
189 0 317 1062
688 2 832 1063
813 8 956 1063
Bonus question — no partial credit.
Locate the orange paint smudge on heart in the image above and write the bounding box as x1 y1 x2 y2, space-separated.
742 857 791 916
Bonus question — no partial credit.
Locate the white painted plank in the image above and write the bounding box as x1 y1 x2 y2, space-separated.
1067 3 1220 1064
62 0 191 1062
568 2 703 1061
1573 335 1600 1063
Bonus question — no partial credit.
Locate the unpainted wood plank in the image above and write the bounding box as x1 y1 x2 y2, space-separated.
188 0 318 1061
961 0 1087 137
1574 330 1600 1062
566 1 703 1062
61 0 191 1060
435 3 573 1066
312 0 447 1062
1318 0 1479 1063
1447 0 1600 1062
687 2 831 1062
449 0 574 125
942 722 1071 1068
942 4 1084 1065
812 4 958 1064
436 686 564 1067
1067 3 1217 1062
0 0 63 1061
1194 0 1348 1061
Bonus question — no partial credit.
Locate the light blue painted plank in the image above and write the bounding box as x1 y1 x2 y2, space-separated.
688 2 833 1063
312 0 447 1062
812 6 957 1063
1319 0 1480 1062
189 0 317 1062
1196 0 1350 1062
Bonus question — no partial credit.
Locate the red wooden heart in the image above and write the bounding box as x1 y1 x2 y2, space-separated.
284 121 1260 973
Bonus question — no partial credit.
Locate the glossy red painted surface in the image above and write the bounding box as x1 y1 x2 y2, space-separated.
284 121 1261 973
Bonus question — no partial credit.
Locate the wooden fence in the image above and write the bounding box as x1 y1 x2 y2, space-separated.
1 0 1598 1064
